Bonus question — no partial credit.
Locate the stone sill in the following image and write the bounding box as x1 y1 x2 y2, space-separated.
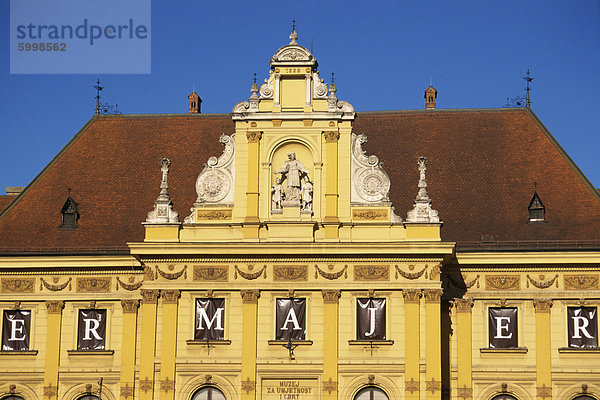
558 347 600 353
0 350 38 356
348 340 395 346
480 347 528 354
67 350 114 356
186 339 232 346
268 340 313 346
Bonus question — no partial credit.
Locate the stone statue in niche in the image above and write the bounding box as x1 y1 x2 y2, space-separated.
301 178 313 211
275 152 309 203
271 177 284 211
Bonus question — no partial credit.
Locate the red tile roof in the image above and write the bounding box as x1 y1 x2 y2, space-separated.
0 108 598 253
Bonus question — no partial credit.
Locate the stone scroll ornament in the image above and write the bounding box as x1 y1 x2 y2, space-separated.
350 134 392 204
145 158 180 224
406 156 440 223
185 134 235 223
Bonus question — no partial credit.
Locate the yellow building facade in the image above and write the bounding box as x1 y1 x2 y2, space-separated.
0 30 599 400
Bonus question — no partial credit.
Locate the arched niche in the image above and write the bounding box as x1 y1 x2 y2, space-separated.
270 139 315 185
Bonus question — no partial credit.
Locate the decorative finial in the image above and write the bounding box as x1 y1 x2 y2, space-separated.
289 20 298 45
406 156 440 223
145 158 179 224
93 79 103 115
253 73 257 84
524 69 533 108
331 72 335 84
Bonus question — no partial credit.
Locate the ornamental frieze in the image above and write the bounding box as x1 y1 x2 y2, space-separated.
156 264 187 280
116 276 143 291
564 274 599 290
395 264 428 280
353 265 390 281
314 264 348 280
195 209 232 220
40 277 72 291
485 275 520 291
526 274 559 289
352 209 389 221
1 278 35 293
234 265 267 280
194 265 229 281
76 277 111 293
447 274 480 290
273 265 308 281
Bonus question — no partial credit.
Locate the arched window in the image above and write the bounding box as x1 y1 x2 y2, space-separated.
491 395 518 400
354 386 389 400
77 396 100 400
1 396 25 400
191 386 226 400
572 396 597 400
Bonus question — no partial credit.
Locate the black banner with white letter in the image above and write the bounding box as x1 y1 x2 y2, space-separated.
77 309 106 350
357 298 386 340
489 308 518 348
568 307 598 348
276 298 305 340
195 298 225 340
2 310 31 351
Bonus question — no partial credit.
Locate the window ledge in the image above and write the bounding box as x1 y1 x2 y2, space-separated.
186 339 231 346
348 340 394 346
480 347 528 354
0 350 38 356
268 340 313 346
558 347 600 353
67 350 114 355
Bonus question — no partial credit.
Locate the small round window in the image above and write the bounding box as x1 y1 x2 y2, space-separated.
354 386 389 400
191 386 226 400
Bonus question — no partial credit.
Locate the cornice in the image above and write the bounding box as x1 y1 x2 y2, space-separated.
456 251 600 265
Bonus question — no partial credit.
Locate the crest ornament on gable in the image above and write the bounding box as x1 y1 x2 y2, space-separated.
185 134 235 223
351 133 391 204
406 156 440 223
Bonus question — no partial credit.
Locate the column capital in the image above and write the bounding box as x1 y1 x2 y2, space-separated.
402 289 422 304
424 289 443 303
246 131 263 143
241 289 260 304
533 298 553 313
322 289 341 304
323 131 340 143
140 289 160 304
45 300 64 314
454 297 473 313
162 289 180 304
121 299 140 313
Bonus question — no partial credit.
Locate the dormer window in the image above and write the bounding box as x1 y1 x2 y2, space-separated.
60 196 79 229
528 191 545 223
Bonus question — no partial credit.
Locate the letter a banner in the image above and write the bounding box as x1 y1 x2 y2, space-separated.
357 298 386 340
568 307 598 348
77 309 106 350
276 298 306 340
2 310 31 351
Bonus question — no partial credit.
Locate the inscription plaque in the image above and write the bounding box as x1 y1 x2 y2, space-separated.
262 379 318 400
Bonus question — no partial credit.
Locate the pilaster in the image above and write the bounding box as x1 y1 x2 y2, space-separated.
403 289 421 400
533 299 553 400
120 300 139 400
323 130 340 239
241 290 260 400
455 297 473 400
139 290 159 400
43 300 64 400
322 290 341 400
244 131 262 239
424 289 442 399
159 289 180 400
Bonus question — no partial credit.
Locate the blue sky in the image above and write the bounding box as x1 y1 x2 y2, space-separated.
0 0 598 191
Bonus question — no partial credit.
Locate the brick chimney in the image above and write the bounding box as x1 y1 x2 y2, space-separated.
425 85 437 109
188 91 202 113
